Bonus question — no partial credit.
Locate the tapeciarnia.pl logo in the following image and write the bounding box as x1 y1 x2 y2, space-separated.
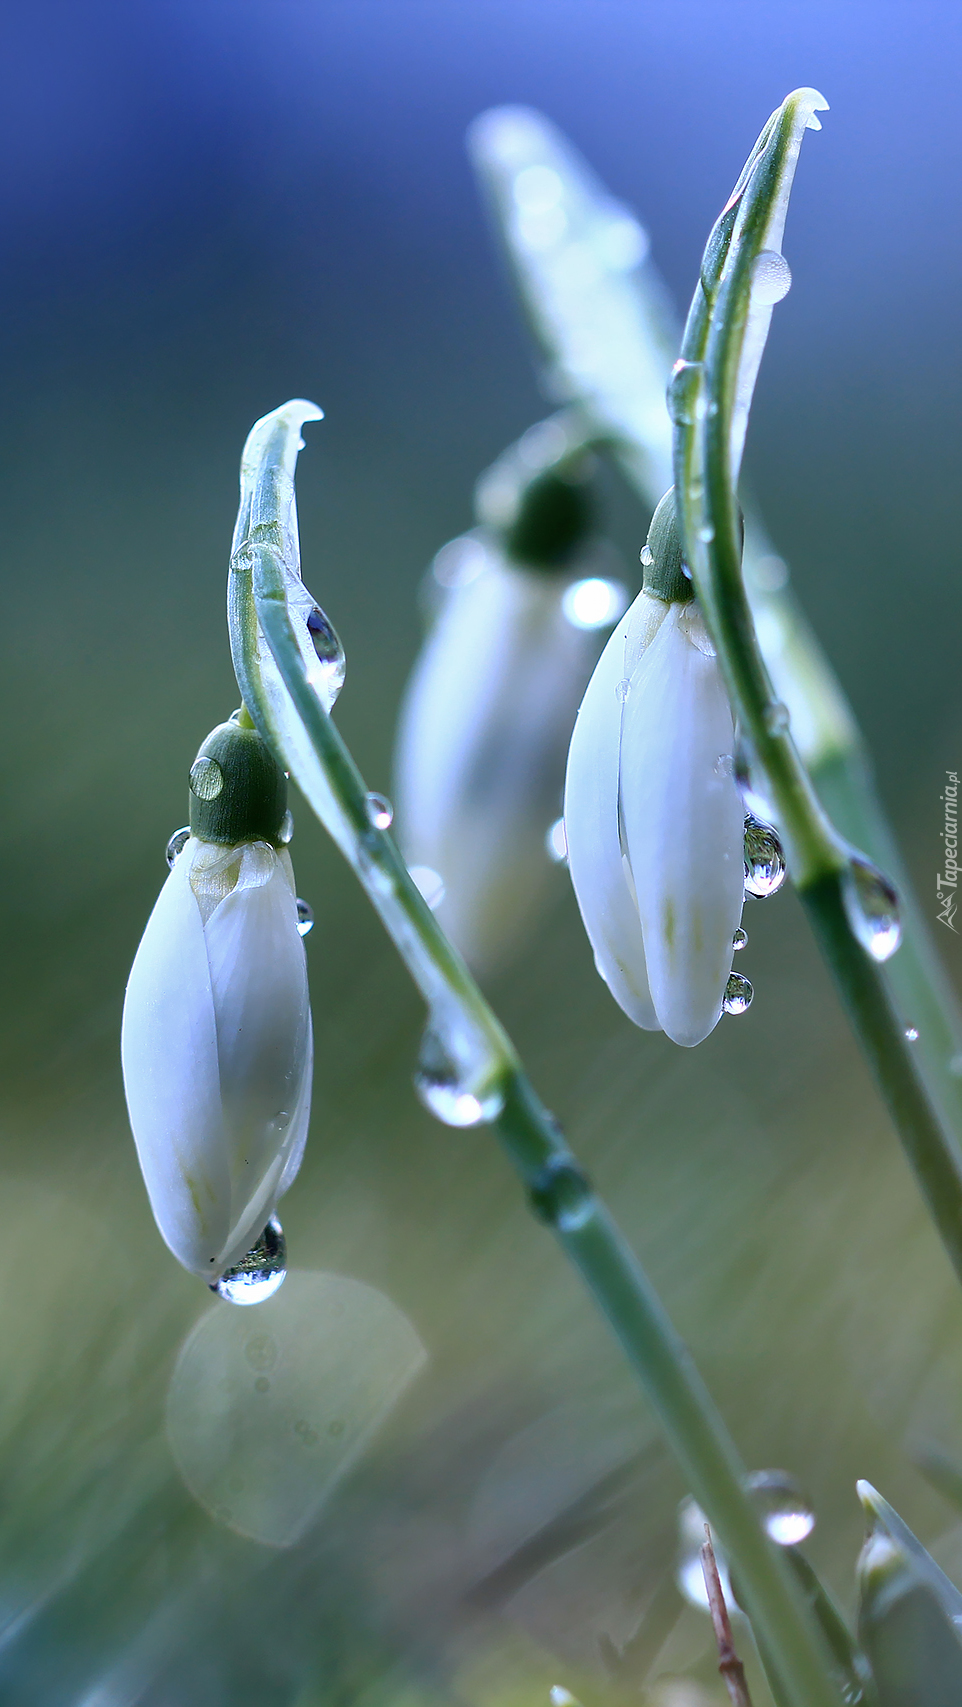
938 769 959 932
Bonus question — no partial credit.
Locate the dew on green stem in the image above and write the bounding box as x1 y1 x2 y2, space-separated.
745 1469 815 1544
841 855 901 962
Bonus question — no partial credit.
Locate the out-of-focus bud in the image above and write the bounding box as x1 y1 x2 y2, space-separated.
393 415 627 973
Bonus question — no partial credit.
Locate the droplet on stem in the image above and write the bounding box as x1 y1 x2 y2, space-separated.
413 1025 505 1128
745 1469 815 1545
364 791 394 830
841 855 901 962
212 1217 287 1306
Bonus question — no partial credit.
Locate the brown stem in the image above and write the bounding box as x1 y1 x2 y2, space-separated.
701 1526 754 1707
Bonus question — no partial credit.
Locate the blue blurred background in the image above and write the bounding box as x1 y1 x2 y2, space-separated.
1 5 961 1703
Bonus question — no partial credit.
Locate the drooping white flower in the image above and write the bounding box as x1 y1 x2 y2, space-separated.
121 718 313 1284
393 421 626 973
564 492 746 1047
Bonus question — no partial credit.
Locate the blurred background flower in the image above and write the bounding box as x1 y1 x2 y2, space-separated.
2 3 962 1703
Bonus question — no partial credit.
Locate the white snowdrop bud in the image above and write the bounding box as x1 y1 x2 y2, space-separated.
121 718 313 1286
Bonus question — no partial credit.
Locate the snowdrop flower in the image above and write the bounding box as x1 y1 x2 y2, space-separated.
564 490 747 1046
121 715 313 1288
394 417 627 972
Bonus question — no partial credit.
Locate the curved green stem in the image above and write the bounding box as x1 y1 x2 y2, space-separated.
227 400 843 1707
673 91 962 1286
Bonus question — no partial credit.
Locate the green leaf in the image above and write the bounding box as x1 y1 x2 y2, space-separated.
856 1479 962 1706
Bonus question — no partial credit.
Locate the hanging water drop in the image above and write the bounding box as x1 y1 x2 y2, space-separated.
666 359 703 426
165 827 190 868
724 972 753 1016
744 815 786 898
413 1026 505 1127
305 604 347 703
212 1217 287 1306
365 791 394 830
278 809 294 845
751 249 793 305
295 898 314 936
745 1469 815 1545
528 1157 593 1232
732 927 748 951
841 855 901 962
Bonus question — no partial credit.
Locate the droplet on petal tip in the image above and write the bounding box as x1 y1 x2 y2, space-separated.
212 1217 287 1306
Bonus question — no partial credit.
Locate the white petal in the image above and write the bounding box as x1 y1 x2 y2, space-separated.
564 594 665 1028
203 847 312 1271
394 543 605 971
121 849 231 1275
619 604 745 1046
122 840 313 1279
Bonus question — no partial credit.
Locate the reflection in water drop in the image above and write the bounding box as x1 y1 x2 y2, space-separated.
842 855 901 963
212 1217 287 1306
305 604 347 704
365 791 394 830
724 973 753 1017
732 927 748 951
167 1271 428 1546
413 1024 505 1128
639 544 654 569
295 898 314 937
744 815 786 898
745 1469 815 1545
278 809 294 845
545 817 568 864
905 1027 919 1042
763 701 790 736
165 827 190 869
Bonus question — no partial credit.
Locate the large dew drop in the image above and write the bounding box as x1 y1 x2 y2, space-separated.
751 249 793 305
744 814 786 898
842 855 902 962
212 1217 287 1306
413 1025 505 1128
745 1469 815 1545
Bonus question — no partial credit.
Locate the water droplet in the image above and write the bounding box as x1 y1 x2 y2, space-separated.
189 757 224 801
561 577 628 631
278 809 294 845
697 524 715 543
614 678 631 703
306 604 346 702
166 826 190 868
545 817 568 864
751 249 793 306
295 898 314 936
764 701 790 736
365 791 394 830
724 972 753 1016
212 1217 287 1306
666 359 703 426
841 856 902 962
714 753 734 779
413 1027 505 1127
409 865 445 910
732 927 748 951
528 1157 593 1232
744 815 786 898
905 1026 919 1042
745 1469 815 1545
639 544 654 569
